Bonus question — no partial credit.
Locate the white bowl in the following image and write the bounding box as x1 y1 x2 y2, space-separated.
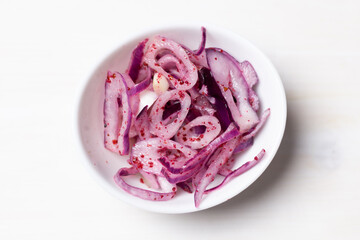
76 24 287 214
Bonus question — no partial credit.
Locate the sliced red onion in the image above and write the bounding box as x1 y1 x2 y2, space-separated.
128 67 151 96
160 123 240 175
157 176 176 192
175 115 221 149
149 89 191 139
239 61 260 111
122 73 140 139
143 36 198 90
134 106 151 141
157 54 186 80
192 164 209 189
186 107 202 122
187 87 201 100
206 48 259 133
126 39 148 81
192 95 216 116
106 28 270 206
160 163 202 184
199 68 233 130
194 27 206 56
131 138 197 176
139 170 160 190
104 71 132 155
114 168 176 201
233 137 254 155
117 166 138 175
205 149 266 194
162 100 181 120
176 181 193 193
239 60 258 88
162 111 179 126
243 108 271 141
248 89 260 112
199 85 208 96
194 138 238 207
181 27 208 68
218 157 235 176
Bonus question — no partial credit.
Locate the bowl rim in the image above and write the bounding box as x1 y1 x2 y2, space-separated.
74 22 287 214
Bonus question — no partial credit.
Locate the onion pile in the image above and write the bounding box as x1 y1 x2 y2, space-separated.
104 27 270 207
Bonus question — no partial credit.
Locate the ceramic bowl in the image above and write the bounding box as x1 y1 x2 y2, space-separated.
76 23 287 213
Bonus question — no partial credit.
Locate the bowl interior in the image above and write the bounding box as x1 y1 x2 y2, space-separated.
77 24 286 213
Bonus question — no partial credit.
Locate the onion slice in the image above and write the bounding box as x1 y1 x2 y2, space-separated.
114 168 176 201
206 48 259 133
130 138 197 176
104 71 132 155
175 115 221 149
128 67 152 96
143 36 198 90
194 138 238 207
134 106 151 141
149 89 191 139
159 123 240 175
126 39 148 81
205 149 266 194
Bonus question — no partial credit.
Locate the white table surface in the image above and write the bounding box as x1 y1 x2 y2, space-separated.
1 0 359 239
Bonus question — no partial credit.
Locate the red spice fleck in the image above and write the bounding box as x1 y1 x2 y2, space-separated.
214 57 218 60
174 119 178 123
172 187 176 192
111 74 116 78
149 162 154 168
182 136 187 141
155 63 160 67
140 154 144 158
178 91 185 99
140 178 144 183
160 195 164 198
220 49 223 53
206 173 211 177
249 98 254 105
112 140 118 144
254 156 259 160
199 134 204 138
161 38 165 41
